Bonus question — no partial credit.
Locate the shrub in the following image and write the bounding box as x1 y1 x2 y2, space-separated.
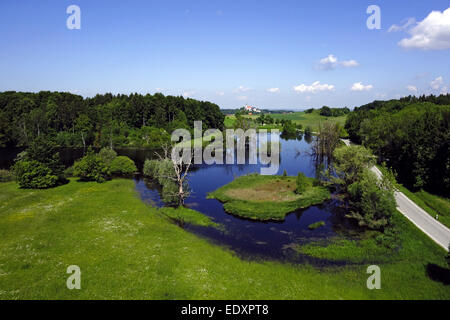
109 156 137 176
161 181 179 204
304 126 312 135
98 147 117 165
26 136 64 177
13 160 58 189
281 121 297 137
155 159 175 184
72 151 110 182
64 166 74 177
0 169 14 182
143 159 160 178
295 172 309 194
143 158 174 184
347 169 396 230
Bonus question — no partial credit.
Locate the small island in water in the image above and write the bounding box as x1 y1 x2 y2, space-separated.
207 173 331 221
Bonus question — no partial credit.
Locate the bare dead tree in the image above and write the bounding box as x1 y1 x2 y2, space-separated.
154 143 193 206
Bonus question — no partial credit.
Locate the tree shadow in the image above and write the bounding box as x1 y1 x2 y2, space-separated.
426 263 450 285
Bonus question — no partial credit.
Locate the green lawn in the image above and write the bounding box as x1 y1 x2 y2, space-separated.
224 110 347 131
0 179 448 299
207 174 330 221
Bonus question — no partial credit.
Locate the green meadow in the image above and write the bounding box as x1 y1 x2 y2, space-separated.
224 110 347 131
0 178 448 299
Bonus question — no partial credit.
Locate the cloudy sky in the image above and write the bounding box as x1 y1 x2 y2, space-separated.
1 0 449 109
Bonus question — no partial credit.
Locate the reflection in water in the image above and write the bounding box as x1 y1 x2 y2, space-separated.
135 134 359 264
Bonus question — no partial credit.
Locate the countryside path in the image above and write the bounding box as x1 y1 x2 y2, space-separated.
341 139 450 251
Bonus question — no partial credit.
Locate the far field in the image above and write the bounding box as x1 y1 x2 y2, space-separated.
224 110 347 131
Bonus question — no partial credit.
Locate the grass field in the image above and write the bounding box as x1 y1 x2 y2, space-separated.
376 165 450 229
396 185 450 228
224 110 347 131
0 179 448 299
207 174 330 221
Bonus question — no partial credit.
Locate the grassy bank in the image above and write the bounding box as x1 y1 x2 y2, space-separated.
376 165 450 228
0 179 448 299
397 185 450 228
159 206 222 229
207 174 329 221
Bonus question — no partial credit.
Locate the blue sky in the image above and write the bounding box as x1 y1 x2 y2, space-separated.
1 0 449 109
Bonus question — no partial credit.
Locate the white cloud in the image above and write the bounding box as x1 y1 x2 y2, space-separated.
398 8 450 50
429 76 448 94
351 82 373 91
388 17 416 32
318 54 338 70
216 91 225 96
267 87 280 93
430 76 444 90
294 81 334 93
318 54 359 70
234 85 252 93
340 60 359 67
182 91 195 98
236 96 248 101
406 85 418 92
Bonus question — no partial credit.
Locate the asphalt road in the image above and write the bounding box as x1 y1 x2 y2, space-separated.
341 139 450 251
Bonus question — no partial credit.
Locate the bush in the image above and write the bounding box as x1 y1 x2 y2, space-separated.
143 159 160 178
347 169 396 230
13 160 58 189
0 169 14 182
143 158 174 184
161 181 179 204
304 126 312 135
295 172 309 194
98 147 117 165
26 136 64 177
281 121 297 137
64 166 74 177
109 156 137 176
72 151 110 182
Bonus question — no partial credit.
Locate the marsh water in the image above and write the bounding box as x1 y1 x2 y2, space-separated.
0 134 358 264
135 134 358 263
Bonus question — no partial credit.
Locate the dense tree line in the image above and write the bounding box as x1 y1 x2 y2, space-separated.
345 94 450 196
0 91 224 149
318 106 350 117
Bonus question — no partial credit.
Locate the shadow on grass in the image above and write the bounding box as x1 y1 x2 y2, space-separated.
426 263 450 285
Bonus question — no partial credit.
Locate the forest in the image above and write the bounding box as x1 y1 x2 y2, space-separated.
345 94 450 196
0 91 224 149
